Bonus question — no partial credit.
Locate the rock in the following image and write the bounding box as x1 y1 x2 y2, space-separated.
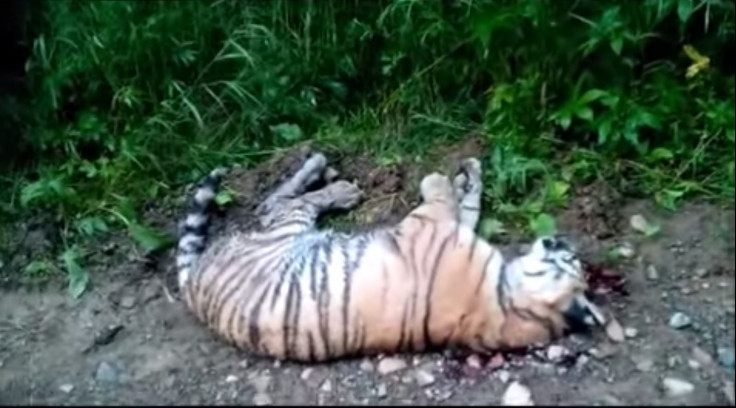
635 357 654 372
717 347 735 369
590 343 618 359
466 354 483 369
546 345 569 363
502 381 534 406
225 375 238 383
249 375 271 394
300 368 313 381
497 370 511 383
694 268 709 279
320 380 332 393
669 312 692 329
59 384 74 394
630 214 658 235
375 383 388 398
359 359 374 372
723 381 734 405
253 393 272 406
692 346 715 366
668 355 682 368
95 361 119 384
414 369 435 387
377 357 407 375
487 353 506 370
662 377 694 397
687 359 701 370
576 354 590 369
119 295 136 309
624 327 638 338
615 243 636 258
604 318 626 342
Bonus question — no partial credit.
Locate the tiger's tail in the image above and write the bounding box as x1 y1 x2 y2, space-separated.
176 168 227 288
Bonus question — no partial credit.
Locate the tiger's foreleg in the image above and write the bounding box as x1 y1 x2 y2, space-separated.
275 180 364 232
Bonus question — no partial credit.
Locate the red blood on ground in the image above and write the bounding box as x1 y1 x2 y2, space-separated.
583 261 628 296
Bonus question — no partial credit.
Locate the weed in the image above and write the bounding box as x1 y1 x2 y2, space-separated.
0 0 733 293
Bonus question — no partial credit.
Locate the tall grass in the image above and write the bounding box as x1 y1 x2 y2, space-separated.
0 0 734 292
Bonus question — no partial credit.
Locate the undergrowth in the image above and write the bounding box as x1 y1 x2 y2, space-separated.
0 0 733 296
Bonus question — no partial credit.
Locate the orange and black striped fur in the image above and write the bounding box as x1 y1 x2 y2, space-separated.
175 152 607 362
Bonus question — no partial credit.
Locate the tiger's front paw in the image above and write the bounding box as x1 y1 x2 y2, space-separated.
329 180 364 210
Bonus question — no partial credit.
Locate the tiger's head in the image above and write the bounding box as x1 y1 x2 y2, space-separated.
500 235 606 337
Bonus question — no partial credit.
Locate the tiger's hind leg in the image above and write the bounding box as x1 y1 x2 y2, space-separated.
406 172 459 222
452 158 483 230
256 152 339 228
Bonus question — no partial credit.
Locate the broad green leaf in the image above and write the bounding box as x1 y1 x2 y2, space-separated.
270 123 303 142
480 218 506 239
610 37 623 55
76 216 109 237
61 247 89 299
215 189 235 207
579 89 608 104
649 147 674 161
575 106 594 122
548 180 570 202
530 213 557 237
128 222 174 252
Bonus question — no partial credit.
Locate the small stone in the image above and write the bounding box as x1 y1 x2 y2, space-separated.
635 357 654 372
300 368 313 381
497 370 511 383
359 359 374 372
692 347 715 366
576 354 590 369
239 359 249 368
723 381 734 405
669 312 692 329
375 383 388 398
414 369 435 387
546 345 569 363
250 375 271 394
717 347 735 369
687 359 701 370
624 327 638 338
225 375 238 383
95 361 119 384
119 295 136 309
615 243 635 258
668 355 682 368
273 360 281 368
466 354 483 369
253 393 272 406
604 318 626 342
59 384 74 394
377 357 407 375
502 381 534 406
662 377 694 397
695 268 709 278
645 265 659 281
590 343 617 359
320 380 332 393
487 353 506 370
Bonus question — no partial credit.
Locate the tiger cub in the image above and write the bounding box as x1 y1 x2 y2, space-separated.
175 151 607 362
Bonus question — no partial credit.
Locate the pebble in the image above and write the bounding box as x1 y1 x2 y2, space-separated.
717 347 735 369
502 381 534 406
375 383 388 398
694 268 709 279
669 312 692 329
646 265 660 281
687 359 701 370
225 375 238 383
723 381 734 405
377 357 407 375
253 393 272 406
59 384 74 394
300 368 313 381
119 295 136 309
414 369 435 387
616 244 635 258
497 370 511 383
624 327 638 338
249 375 271 393
590 343 617 359
359 359 374 372
546 345 569 363
488 353 506 370
635 357 654 372
662 377 695 397
320 380 332 393
95 361 119 384
692 346 715 366
466 354 483 369
668 355 682 368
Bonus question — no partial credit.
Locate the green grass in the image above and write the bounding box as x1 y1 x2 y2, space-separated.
0 0 734 295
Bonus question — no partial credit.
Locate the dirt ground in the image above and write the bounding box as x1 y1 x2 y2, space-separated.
1 142 734 406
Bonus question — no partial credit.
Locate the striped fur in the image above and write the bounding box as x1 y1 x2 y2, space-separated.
176 152 605 362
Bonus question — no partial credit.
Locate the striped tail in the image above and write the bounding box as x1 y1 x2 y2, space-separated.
176 168 227 288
